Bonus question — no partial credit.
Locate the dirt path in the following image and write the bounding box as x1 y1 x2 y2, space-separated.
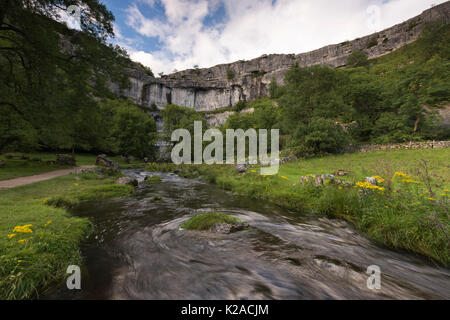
0 165 97 190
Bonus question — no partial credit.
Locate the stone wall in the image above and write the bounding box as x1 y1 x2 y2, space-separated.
357 141 450 152
123 1 450 111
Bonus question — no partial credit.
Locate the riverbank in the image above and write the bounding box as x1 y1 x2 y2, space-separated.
0 170 134 299
148 148 449 265
0 153 141 181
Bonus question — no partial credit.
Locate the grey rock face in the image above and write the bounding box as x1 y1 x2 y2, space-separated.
120 3 450 112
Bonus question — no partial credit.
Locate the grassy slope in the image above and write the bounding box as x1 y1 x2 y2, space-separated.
151 148 449 265
0 153 141 181
0 171 133 299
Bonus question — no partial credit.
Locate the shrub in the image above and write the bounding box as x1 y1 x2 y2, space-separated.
367 36 378 48
234 100 246 112
226 68 235 80
346 50 369 67
289 117 351 155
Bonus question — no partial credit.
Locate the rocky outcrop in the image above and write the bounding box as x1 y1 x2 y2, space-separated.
209 222 249 234
122 2 450 112
115 176 138 187
95 154 120 170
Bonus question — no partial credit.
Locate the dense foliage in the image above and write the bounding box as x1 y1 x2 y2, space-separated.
0 0 156 157
223 22 450 156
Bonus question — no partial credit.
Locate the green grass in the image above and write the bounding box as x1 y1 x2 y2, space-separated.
0 171 134 299
150 148 449 265
144 175 162 183
0 153 143 181
279 148 450 191
181 212 243 231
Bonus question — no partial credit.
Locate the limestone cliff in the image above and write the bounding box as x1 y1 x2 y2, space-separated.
119 1 450 113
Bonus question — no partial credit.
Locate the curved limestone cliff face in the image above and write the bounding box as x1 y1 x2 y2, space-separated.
120 2 449 113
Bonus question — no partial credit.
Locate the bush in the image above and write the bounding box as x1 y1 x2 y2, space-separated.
346 50 369 67
234 100 246 112
226 68 235 80
367 36 378 48
289 117 351 155
99 99 158 159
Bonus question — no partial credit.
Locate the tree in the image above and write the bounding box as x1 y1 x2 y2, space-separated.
0 0 131 152
346 50 369 67
99 99 158 158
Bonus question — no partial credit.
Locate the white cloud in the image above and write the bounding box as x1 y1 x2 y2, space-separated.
123 0 447 75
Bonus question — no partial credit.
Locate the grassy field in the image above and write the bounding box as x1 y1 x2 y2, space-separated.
148 147 450 265
0 153 141 181
0 170 134 299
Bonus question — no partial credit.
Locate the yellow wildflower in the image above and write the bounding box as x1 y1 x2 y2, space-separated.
18 239 27 244
338 187 343 190
8 234 16 239
17 260 23 263
372 176 385 183
44 220 52 227
13 224 33 234
250 170 257 173
394 171 408 178
280 176 288 180
427 197 434 201
74 183 79 187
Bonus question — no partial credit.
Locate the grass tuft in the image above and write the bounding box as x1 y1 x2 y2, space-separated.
181 212 243 231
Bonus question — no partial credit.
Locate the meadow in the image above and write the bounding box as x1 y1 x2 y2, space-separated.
0 169 133 299
148 147 450 265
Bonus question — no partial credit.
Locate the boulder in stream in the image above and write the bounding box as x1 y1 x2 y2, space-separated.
115 177 138 187
209 222 250 234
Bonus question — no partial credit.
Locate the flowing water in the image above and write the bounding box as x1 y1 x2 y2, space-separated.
45 170 450 300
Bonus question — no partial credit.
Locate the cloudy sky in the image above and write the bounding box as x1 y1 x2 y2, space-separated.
101 0 446 75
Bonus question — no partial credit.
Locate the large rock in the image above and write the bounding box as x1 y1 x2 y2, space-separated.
131 3 450 111
209 222 249 234
96 154 119 170
115 177 138 187
233 164 248 173
56 154 76 166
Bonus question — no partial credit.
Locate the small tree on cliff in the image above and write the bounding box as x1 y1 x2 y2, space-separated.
346 50 369 68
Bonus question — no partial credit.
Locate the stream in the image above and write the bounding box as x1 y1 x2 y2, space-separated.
45 170 450 300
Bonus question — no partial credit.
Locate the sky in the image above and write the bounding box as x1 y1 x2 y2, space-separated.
97 0 447 75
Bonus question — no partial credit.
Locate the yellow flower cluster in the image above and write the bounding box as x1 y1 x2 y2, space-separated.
401 178 420 184
394 171 409 178
13 224 33 234
280 176 288 180
355 181 385 192
44 220 52 227
8 234 16 239
372 176 385 183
